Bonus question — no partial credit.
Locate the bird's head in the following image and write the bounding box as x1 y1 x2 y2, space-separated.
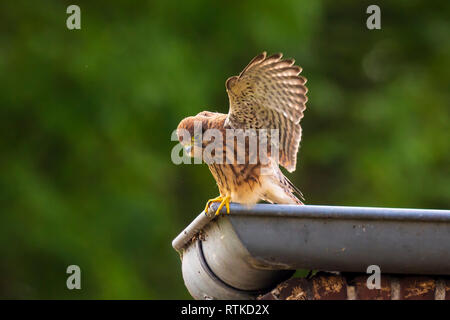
176 111 221 158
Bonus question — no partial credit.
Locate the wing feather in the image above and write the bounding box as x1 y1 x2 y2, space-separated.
225 52 308 172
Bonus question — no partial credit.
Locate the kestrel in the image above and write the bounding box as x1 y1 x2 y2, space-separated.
177 52 308 215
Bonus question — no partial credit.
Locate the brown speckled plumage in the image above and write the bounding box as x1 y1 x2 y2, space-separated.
177 52 307 206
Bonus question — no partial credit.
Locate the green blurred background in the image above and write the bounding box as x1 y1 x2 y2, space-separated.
0 0 449 299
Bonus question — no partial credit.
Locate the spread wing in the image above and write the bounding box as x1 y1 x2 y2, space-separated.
225 52 308 172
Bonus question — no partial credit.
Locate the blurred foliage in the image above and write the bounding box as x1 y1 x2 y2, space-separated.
0 0 449 299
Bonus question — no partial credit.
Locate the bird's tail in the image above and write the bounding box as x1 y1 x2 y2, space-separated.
261 166 304 205
281 173 304 205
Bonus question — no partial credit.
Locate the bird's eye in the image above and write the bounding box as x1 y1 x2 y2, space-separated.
192 135 202 144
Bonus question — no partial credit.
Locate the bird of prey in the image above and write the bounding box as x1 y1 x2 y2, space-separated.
177 52 308 216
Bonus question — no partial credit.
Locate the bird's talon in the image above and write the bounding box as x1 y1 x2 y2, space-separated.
204 195 231 216
214 195 231 216
204 195 225 216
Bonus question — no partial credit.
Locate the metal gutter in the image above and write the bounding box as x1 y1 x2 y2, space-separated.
173 204 450 300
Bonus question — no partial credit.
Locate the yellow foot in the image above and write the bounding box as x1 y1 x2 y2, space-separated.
204 195 231 216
